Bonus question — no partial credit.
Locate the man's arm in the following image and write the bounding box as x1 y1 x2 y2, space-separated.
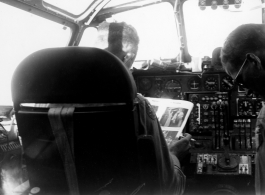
169 133 192 165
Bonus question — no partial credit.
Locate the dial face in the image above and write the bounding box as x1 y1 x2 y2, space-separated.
188 77 202 91
204 77 218 91
165 79 182 94
237 99 253 116
221 75 234 91
139 77 152 91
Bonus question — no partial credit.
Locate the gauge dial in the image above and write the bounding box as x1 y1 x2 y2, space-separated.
139 77 152 91
165 80 182 94
204 77 218 91
187 77 202 91
221 75 234 91
237 99 253 116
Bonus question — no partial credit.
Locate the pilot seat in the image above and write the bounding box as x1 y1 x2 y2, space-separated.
11 47 161 195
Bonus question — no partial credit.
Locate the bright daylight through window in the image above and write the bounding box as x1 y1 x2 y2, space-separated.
80 2 180 68
0 3 71 105
183 0 262 70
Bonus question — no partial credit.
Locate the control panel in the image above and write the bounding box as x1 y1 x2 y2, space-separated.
136 73 233 99
187 92 259 150
133 70 260 194
192 153 253 175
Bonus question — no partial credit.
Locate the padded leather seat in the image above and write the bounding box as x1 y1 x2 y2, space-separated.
11 47 161 195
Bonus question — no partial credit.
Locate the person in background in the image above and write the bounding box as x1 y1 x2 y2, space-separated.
221 23 265 195
94 21 192 195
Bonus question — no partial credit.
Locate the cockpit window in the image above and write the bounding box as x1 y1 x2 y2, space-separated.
183 0 262 59
80 2 180 69
0 3 71 105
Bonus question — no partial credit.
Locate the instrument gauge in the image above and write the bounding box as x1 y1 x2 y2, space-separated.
204 77 218 91
237 99 254 116
221 75 234 91
165 80 182 94
139 77 152 91
187 77 202 91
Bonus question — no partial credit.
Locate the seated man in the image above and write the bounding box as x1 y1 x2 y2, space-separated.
94 21 192 195
221 23 265 195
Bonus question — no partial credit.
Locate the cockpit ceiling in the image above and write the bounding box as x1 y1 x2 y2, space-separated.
43 0 165 16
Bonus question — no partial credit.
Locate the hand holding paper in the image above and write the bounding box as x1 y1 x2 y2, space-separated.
169 133 192 161
146 98 194 145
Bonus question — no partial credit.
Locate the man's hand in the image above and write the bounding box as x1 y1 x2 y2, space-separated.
168 133 192 162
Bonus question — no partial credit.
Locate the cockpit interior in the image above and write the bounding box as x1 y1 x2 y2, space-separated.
0 0 264 194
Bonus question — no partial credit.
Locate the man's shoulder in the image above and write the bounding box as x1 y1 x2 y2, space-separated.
136 93 157 120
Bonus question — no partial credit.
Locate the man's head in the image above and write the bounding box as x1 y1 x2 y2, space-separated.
95 21 140 69
221 24 265 97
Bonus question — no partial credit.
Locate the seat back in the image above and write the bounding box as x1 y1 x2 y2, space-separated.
11 47 161 195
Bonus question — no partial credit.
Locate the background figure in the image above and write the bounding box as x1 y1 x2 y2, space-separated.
221 24 265 195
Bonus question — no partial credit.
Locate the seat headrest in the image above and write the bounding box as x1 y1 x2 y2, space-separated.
12 47 137 104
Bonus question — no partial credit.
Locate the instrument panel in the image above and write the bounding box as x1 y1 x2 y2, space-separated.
133 70 259 195
137 73 233 99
